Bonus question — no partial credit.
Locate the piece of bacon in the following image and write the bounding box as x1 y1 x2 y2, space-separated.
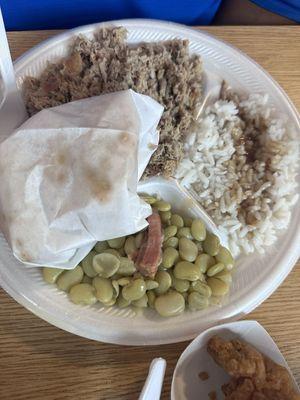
135 210 163 278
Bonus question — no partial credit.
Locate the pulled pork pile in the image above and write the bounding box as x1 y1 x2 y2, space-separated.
24 27 202 177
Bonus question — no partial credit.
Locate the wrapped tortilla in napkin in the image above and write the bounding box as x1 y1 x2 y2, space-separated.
0 89 163 269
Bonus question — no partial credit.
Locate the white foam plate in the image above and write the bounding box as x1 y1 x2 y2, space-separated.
0 19 299 345
171 320 300 399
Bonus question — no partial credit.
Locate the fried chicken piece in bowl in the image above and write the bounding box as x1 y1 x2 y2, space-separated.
207 335 300 400
171 321 300 400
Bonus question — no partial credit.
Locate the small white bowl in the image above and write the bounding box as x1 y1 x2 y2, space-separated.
171 320 300 400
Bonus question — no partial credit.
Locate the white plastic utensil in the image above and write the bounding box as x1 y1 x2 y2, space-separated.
171 320 300 400
139 358 166 400
0 8 27 140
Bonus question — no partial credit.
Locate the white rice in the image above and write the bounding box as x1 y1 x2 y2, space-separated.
175 93 299 257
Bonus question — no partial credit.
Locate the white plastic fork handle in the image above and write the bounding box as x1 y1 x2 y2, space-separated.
138 358 167 400
0 7 27 140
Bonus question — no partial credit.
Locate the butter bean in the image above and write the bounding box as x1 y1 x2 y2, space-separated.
207 277 229 296
203 232 220 256
147 291 156 309
69 283 97 305
122 278 146 301
177 227 193 239
56 265 83 292
145 280 159 290
103 298 116 307
163 225 178 241
215 246 235 270
174 261 201 281
132 294 148 308
155 271 172 295
93 253 120 278
117 277 131 286
107 236 126 249
118 257 136 275
124 236 137 257
154 200 171 212
102 249 121 259
117 294 131 308
215 270 232 285
93 277 113 303
82 250 98 278
162 247 179 269
43 267 64 284
112 280 119 298
163 237 179 249
191 219 206 241
170 214 184 228
190 281 212 297
172 276 190 293
188 292 209 310
195 254 215 273
160 210 171 223
94 241 109 253
141 195 157 204
155 291 185 317
207 263 225 277
179 238 198 262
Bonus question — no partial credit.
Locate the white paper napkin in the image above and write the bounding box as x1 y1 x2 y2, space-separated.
0 89 163 268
